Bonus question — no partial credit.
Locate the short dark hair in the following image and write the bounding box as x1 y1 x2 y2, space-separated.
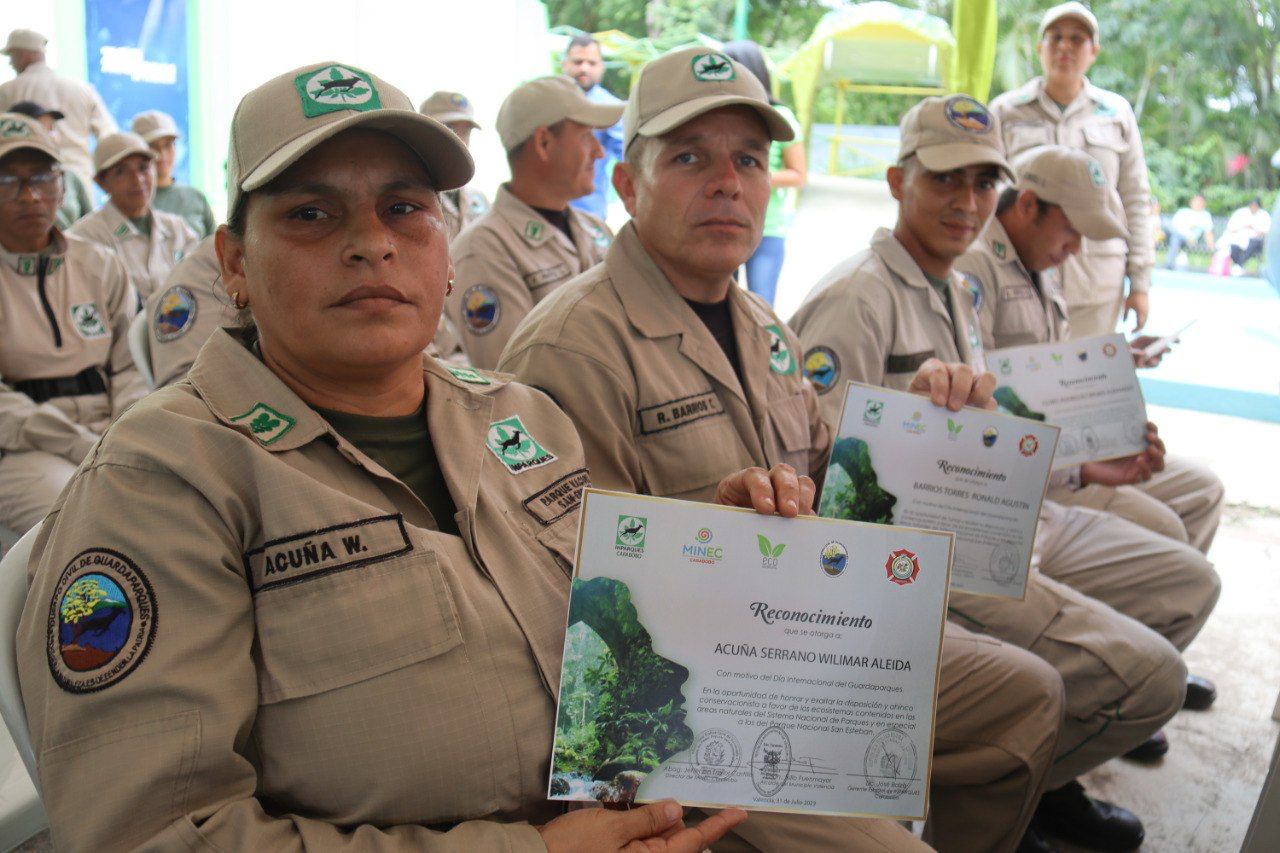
505 120 566 167
997 187 1053 217
567 34 600 53
721 40 777 106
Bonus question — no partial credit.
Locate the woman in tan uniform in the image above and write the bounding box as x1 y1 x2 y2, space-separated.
16 63 783 851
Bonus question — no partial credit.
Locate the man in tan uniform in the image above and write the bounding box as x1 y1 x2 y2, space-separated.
0 29 117 189
447 76 618 369
502 49 1065 853
419 90 491 241
17 58 754 852
0 112 144 532
790 95 1199 852
6 100 94 230
990 2 1154 338
143 235 235 387
956 145 1225 557
69 131 199 301
130 109 217 237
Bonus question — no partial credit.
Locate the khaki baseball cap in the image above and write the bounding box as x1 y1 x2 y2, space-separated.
93 131 157 175
1 29 46 55
897 95 1014 181
0 113 61 163
1039 2 1099 40
495 76 623 151
131 110 180 143
623 47 792 151
419 91 481 130
226 61 473 217
1012 145 1127 241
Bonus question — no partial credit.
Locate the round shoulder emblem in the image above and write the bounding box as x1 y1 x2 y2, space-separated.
462 284 500 335
802 346 841 395
47 549 157 694
944 95 993 135
153 285 198 342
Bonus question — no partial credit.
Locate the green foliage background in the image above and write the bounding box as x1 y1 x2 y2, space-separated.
546 0 1280 214
819 437 898 523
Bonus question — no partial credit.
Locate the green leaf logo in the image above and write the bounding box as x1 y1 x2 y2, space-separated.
249 412 281 434
947 418 963 435
758 534 786 559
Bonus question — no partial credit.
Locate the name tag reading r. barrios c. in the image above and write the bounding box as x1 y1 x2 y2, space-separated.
245 514 413 593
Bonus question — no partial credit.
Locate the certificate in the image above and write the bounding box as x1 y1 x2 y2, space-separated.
989 332 1148 468
548 489 952 820
819 382 1058 600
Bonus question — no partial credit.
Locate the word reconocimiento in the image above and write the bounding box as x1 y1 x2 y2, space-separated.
750 602 873 628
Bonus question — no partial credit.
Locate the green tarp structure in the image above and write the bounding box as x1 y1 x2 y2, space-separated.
778 0 996 176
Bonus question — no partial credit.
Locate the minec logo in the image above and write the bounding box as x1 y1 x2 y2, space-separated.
614 515 647 558
863 399 884 426
683 527 724 565
758 534 786 569
294 65 381 117
902 410 927 435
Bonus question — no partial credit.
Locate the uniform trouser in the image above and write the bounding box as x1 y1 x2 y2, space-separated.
1035 501 1221 653
1064 297 1125 339
1048 456 1225 555
949 570 1185 790
702 622 1064 853
0 449 77 533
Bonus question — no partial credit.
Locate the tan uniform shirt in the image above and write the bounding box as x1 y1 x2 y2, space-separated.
789 228 987 427
990 77 1154 307
0 61 118 188
0 231 144 462
956 217 1070 349
448 184 611 369
18 327 590 850
143 236 235 387
499 222 828 501
441 185 490 243
69 202 199 301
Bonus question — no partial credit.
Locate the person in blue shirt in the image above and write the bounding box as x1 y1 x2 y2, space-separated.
562 35 623 221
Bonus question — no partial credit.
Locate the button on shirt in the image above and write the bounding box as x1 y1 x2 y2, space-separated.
447 184 611 369
499 222 829 501
18 327 587 850
69 202 200 301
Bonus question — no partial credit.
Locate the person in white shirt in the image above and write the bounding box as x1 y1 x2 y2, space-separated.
0 29 117 189
1222 199 1271 274
1165 194 1215 269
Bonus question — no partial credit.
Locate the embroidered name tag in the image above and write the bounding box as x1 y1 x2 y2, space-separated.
638 390 725 435
523 468 590 525
524 263 571 289
885 349 936 374
245 514 412 593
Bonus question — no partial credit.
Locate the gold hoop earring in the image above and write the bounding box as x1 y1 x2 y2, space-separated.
446 278 455 297
231 291 248 310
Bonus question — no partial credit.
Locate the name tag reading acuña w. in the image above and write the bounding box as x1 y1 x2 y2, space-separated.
245 514 412 593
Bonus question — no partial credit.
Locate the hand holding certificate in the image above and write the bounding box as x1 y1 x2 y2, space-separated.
819 382 1058 599
549 490 952 820
989 332 1149 468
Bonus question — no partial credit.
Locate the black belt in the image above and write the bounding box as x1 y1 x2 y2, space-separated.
12 366 107 402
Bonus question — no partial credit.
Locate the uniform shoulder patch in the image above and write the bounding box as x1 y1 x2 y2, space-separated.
467 193 489 217
961 273 983 311
802 346 841 395
154 285 198 342
230 402 296 445
523 468 590 525
462 284 500 335
486 415 556 473
48 549 157 694
446 365 491 385
524 220 545 241
765 324 796 375
70 302 109 339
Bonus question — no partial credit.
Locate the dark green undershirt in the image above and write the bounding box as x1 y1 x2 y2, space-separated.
129 214 152 236
316 402 460 536
924 272 954 320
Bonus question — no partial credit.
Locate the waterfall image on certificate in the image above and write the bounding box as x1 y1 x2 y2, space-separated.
993 386 1047 422
819 437 898 523
551 577 694 804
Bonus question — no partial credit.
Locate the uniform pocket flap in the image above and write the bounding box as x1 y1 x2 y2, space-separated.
769 392 813 453
1083 123 1127 151
1007 124 1053 154
253 548 462 703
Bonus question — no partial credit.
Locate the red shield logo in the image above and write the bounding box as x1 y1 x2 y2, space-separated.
885 548 920 585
